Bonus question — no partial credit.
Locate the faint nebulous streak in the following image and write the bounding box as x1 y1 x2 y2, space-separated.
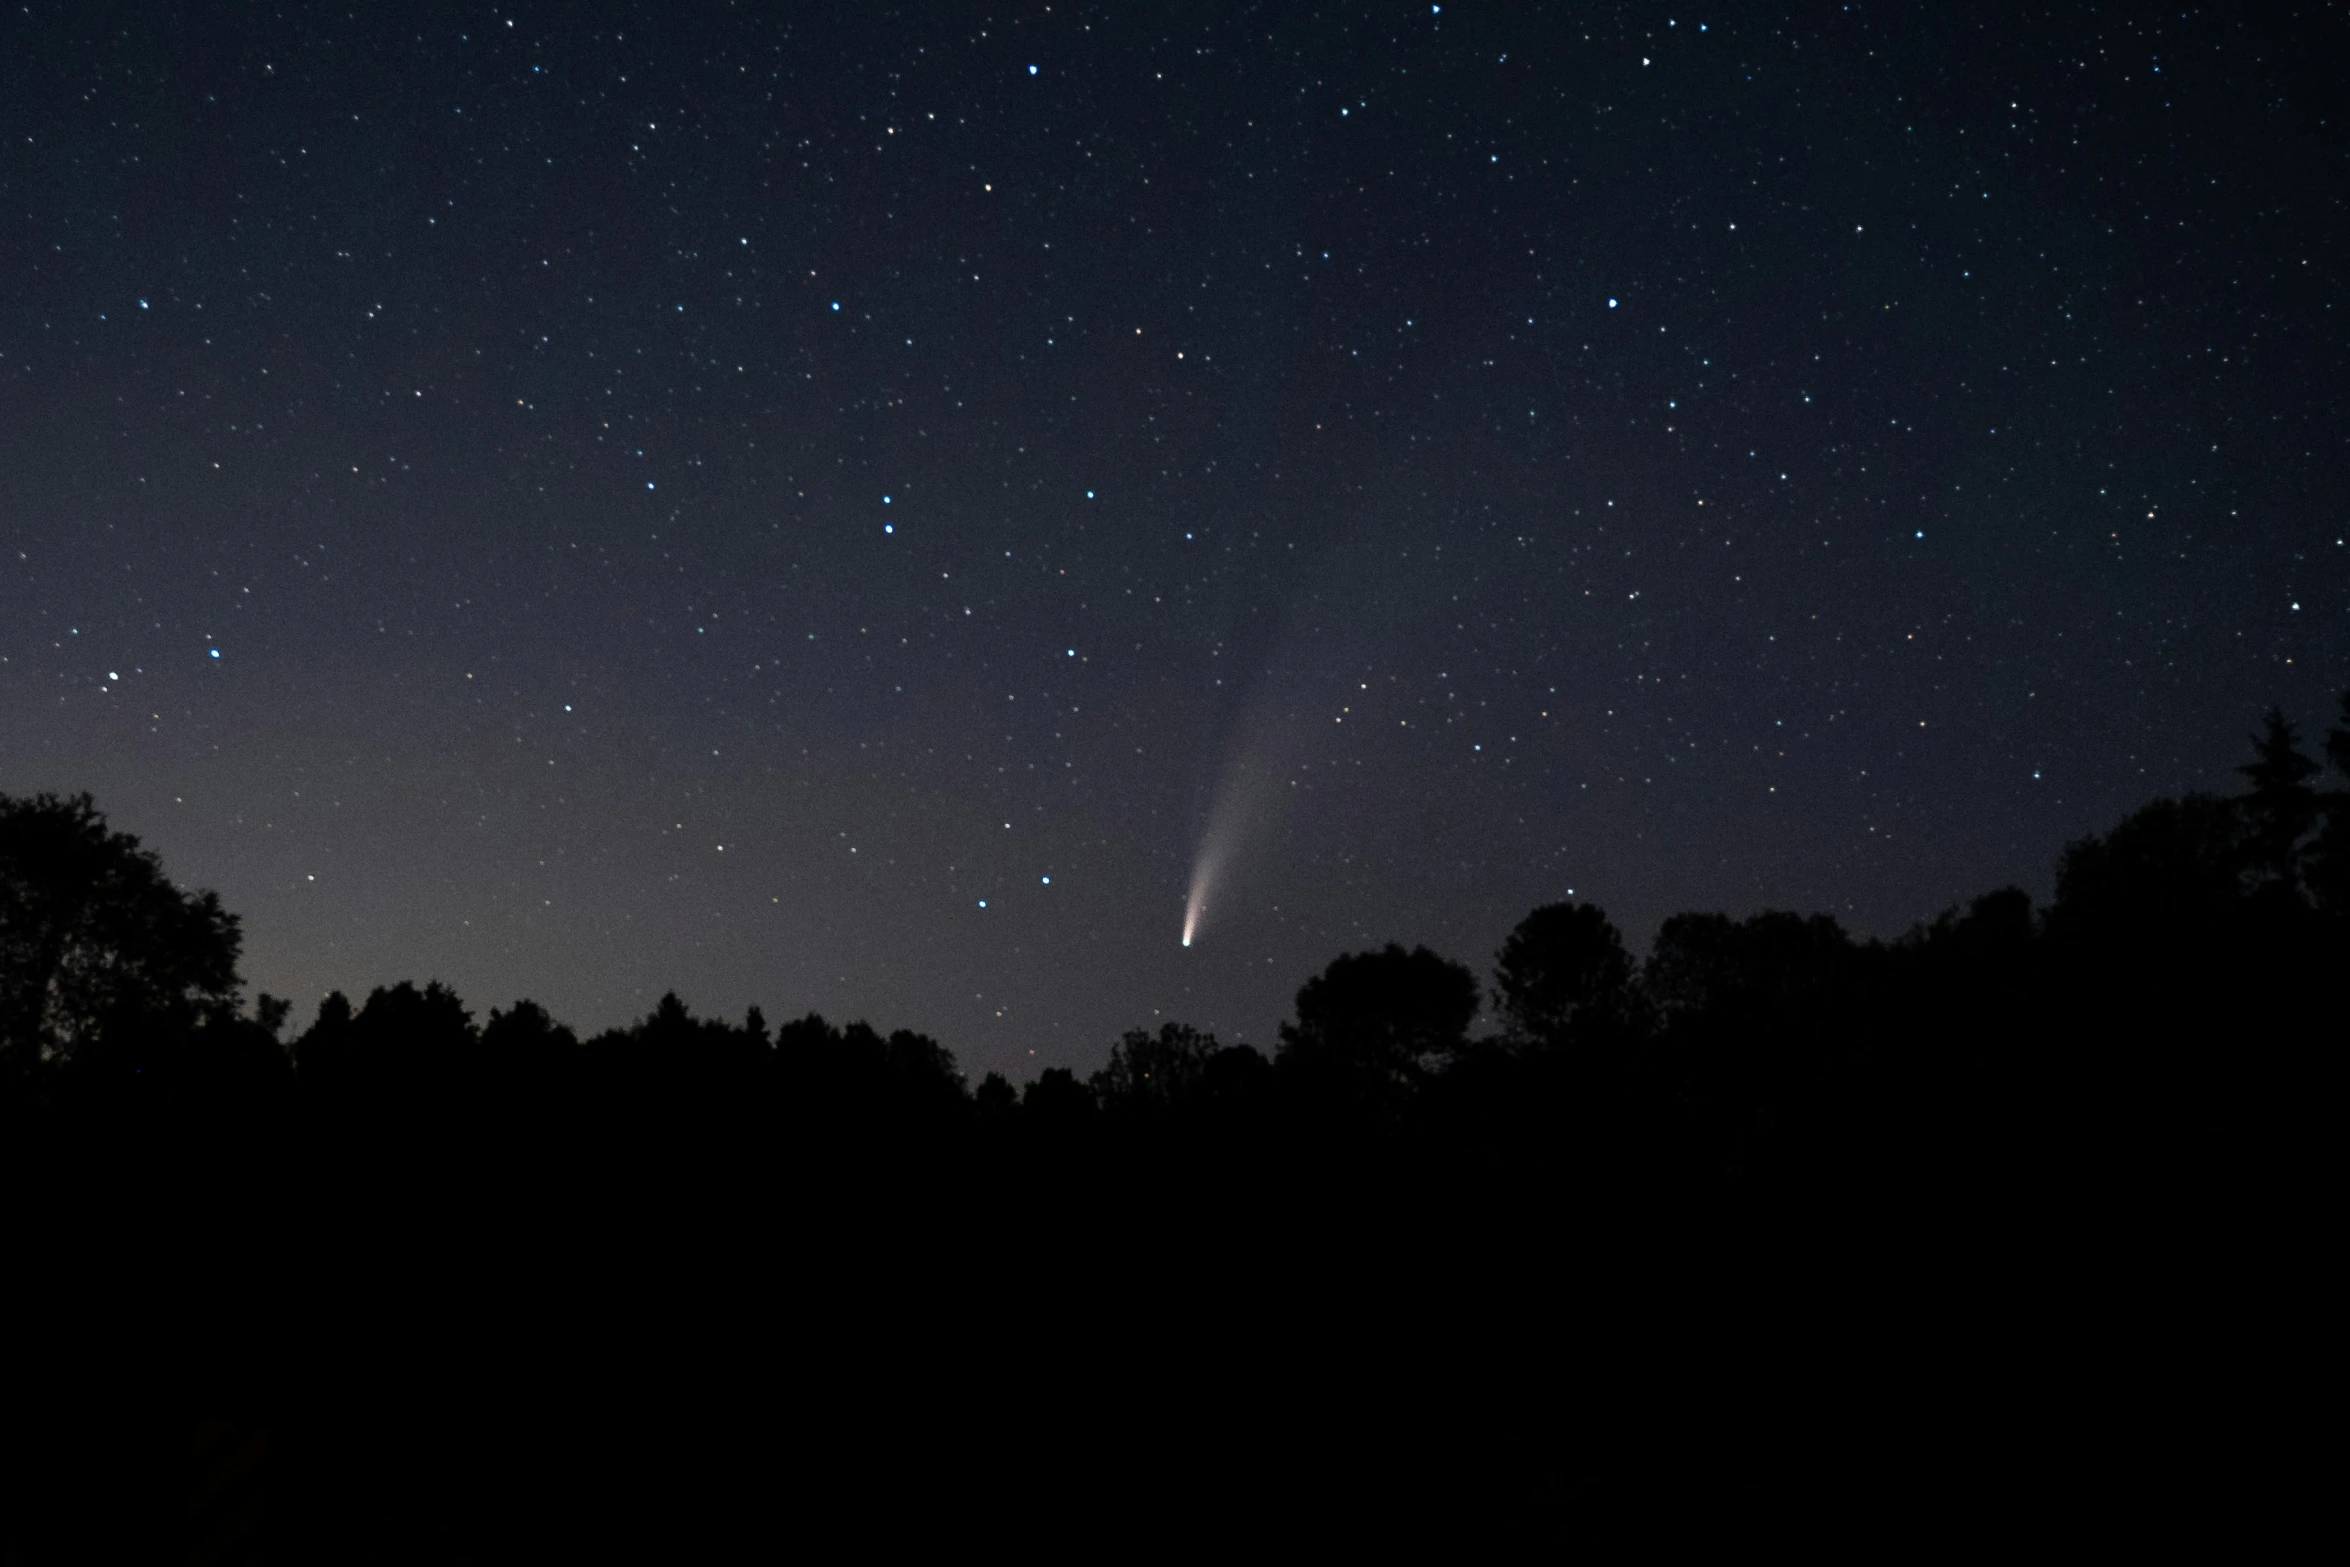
1181 750 1278 948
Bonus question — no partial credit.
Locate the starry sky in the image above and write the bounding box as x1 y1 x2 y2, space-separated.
4 3 2344 1078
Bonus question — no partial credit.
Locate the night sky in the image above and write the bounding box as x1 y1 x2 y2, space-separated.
4 3 2344 1079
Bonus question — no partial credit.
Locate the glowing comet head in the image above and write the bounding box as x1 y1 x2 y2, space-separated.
1181 795 1242 949
1180 674 1300 949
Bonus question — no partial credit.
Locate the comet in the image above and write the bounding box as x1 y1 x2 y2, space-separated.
1180 825 1224 948
1180 833 1224 947
1175 620 1330 949
1179 747 1278 949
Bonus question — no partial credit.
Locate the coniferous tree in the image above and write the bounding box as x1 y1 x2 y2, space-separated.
2311 691 2350 916
2237 707 2321 896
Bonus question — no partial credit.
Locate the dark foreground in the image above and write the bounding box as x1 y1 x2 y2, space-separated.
7 948 2326 1559
5 702 2344 1555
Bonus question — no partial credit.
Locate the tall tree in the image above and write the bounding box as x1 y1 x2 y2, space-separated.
1492 902 1637 1053
1277 943 1478 1098
2237 707 2321 895
0 792 241 1073
2312 691 2350 915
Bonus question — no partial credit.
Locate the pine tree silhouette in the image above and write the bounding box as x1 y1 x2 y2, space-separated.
2238 707 2322 897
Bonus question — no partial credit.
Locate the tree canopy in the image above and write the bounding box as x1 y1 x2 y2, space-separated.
5 695 2346 1555
0 792 242 1073
1277 942 1479 1103
1493 901 1639 1053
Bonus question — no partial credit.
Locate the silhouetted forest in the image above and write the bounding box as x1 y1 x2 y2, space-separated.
4 697 2341 1556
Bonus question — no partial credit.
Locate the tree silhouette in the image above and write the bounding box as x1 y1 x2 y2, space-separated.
480 999 580 1107
295 989 355 1072
2237 706 2321 897
974 1070 1018 1118
1642 911 1859 1178
1092 1020 1221 1114
2309 691 2350 916
1022 1065 1095 1121
293 981 480 1124
0 791 242 1076
2049 795 2246 940
1194 1042 1273 1119
1642 911 1854 1021
6 690 2345 1556
884 1027 966 1104
1277 943 1479 1112
1915 885 2035 956
253 992 293 1042
481 998 579 1060
355 981 475 1056
1492 901 1639 1054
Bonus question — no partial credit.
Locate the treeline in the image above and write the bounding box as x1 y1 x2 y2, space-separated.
9 699 2344 1185
2 697 2342 1554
